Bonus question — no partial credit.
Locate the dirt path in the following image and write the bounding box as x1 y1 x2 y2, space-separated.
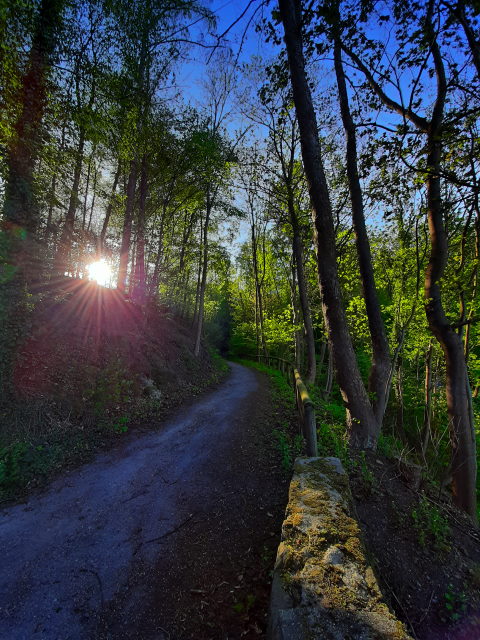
0 363 290 640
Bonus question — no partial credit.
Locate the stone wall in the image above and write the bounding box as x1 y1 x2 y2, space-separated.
268 457 413 640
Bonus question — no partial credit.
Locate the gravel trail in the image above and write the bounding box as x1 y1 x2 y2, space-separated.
0 362 279 640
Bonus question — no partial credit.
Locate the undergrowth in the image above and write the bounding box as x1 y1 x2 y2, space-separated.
0 352 229 502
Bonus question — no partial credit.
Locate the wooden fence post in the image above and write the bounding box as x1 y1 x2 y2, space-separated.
304 402 318 457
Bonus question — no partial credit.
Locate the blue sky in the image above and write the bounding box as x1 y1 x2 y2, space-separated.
176 0 277 109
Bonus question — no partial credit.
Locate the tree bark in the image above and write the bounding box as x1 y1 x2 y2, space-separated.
55 127 85 274
290 263 302 369
289 192 316 383
251 216 267 356
194 194 211 357
131 156 148 305
100 162 121 250
0 0 64 398
422 342 434 456
117 160 138 293
422 7 477 519
333 38 391 424
2 0 64 235
279 0 378 447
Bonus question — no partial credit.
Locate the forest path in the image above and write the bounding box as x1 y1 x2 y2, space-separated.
0 362 289 640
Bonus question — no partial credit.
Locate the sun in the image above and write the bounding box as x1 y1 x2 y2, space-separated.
86 259 112 287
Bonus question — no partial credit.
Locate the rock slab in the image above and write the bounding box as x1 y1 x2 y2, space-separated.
268 457 413 640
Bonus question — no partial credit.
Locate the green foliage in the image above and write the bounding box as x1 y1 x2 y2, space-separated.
273 429 303 472
82 357 135 425
411 495 451 552
442 584 467 622
316 421 348 463
377 434 403 459
353 452 376 494
0 434 86 500
233 593 256 614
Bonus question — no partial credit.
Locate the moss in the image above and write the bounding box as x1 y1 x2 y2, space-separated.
343 535 365 563
286 511 304 528
272 458 413 639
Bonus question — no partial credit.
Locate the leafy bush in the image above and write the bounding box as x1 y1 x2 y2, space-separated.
411 494 451 552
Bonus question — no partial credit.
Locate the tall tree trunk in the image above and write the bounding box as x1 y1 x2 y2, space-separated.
192 220 204 329
290 263 302 369
333 38 391 424
55 127 86 274
324 346 333 398
464 211 479 361
2 0 64 235
279 0 378 447
289 192 316 383
131 156 148 305
394 353 405 440
86 163 98 233
423 13 477 519
422 342 434 456
117 160 138 293
0 0 64 397
82 152 92 230
251 218 267 356
100 162 121 251
150 214 165 297
194 194 211 357
45 118 67 240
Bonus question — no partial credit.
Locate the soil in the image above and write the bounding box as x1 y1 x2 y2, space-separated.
0 363 294 640
350 452 480 640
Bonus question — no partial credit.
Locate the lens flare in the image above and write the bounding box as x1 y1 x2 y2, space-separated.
86 260 112 287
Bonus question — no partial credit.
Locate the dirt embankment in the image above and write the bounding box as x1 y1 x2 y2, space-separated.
1 278 226 502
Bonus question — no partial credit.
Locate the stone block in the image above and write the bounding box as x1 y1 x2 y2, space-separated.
267 457 412 640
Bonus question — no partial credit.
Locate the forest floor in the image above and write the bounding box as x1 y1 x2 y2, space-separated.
0 362 294 640
350 452 480 640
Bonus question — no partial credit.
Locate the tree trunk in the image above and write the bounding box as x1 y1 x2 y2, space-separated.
251 218 267 356
279 0 378 447
289 192 316 383
45 118 67 240
86 163 98 233
423 14 477 519
394 353 405 440
100 162 121 250
340 0 477 518
117 160 138 293
422 342 434 456
0 0 64 398
194 195 211 357
82 152 92 230
290 263 302 369
324 346 333 399
2 0 64 235
333 38 391 424
55 127 85 274
192 221 203 328
131 156 147 305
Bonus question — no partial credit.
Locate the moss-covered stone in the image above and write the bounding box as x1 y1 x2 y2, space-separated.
268 457 413 640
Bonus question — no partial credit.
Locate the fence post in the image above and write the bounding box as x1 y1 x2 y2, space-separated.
304 402 318 457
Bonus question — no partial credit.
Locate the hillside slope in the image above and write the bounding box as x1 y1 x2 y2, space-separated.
0 277 226 501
